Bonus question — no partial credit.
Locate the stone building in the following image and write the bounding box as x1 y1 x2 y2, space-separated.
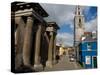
11 2 59 72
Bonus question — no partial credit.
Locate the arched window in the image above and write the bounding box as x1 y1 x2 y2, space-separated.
78 11 80 15
79 18 82 27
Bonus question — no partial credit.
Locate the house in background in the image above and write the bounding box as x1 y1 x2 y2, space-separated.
79 31 97 68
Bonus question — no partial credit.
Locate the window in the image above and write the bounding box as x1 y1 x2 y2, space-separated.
78 11 80 15
87 43 92 51
85 56 91 65
78 18 82 28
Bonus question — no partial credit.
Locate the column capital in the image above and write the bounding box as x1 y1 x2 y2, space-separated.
27 16 34 20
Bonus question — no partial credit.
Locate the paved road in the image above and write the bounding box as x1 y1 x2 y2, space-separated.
44 50 82 71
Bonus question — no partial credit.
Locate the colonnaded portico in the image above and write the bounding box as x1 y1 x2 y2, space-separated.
46 22 59 68
11 2 59 72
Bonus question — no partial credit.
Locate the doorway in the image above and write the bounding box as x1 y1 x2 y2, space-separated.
92 56 97 68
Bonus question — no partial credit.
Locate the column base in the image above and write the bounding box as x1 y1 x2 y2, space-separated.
46 61 53 68
33 64 43 71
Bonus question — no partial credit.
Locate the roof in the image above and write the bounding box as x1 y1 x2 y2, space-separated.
11 1 49 17
84 32 92 35
82 37 97 42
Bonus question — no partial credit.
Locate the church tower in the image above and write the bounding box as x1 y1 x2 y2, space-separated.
74 5 85 46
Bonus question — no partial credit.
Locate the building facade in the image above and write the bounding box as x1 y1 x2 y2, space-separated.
79 32 97 68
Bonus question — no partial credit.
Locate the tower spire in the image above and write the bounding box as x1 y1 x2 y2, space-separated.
75 5 82 15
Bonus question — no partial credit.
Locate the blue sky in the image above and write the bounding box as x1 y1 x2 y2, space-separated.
40 3 97 47
58 23 73 34
83 7 97 22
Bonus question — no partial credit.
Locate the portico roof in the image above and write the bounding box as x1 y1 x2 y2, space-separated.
11 1 49 17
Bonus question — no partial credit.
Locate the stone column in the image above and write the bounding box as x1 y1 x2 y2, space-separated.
53 34 57 64
44 32 49 44
46 32 54 68
23 16 34 66
34 25 43 70
15 17 25 69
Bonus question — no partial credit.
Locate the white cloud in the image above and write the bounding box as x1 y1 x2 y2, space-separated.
40 4 93 30
56 32 74 47
85 17 97 32
40 3 76 28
